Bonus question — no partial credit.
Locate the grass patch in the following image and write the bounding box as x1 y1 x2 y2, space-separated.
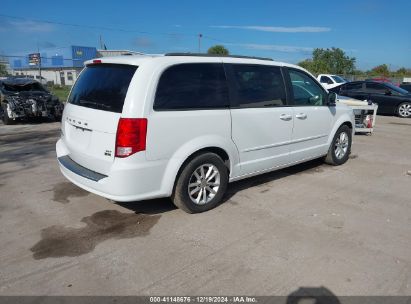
49 85 71 102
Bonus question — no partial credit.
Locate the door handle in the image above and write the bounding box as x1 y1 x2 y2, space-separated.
280 114 292 121
296 113 307 119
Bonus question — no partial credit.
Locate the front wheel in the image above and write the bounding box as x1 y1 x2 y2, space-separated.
172 153 229 213
325 125 352 166
397 102 411 118
1 104 13 125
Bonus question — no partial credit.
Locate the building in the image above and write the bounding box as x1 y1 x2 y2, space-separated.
9 46 97 86
0 54 12 76
97 49 144 57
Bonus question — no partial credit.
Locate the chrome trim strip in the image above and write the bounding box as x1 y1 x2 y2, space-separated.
243 134 328 152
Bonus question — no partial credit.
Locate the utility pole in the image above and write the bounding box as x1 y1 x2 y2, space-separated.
99 35 103 49
198 33 202 53
37 44 42 80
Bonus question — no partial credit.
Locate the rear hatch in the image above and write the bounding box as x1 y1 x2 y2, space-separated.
62 63 137 175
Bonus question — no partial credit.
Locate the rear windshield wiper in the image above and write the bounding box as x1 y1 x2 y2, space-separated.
79 99 112 110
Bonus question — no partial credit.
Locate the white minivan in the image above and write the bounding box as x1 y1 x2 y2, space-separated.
56 54 354 213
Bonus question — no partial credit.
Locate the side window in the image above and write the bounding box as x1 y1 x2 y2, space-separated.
227 64 286 107
365 83 386 94
320 76 333 84
154 63 229 110
289 69 326 106
344 82 363 91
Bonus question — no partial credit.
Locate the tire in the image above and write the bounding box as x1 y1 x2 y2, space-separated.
397 102 411 118
325 125 352 166
1 104 13 125
172 152 229 213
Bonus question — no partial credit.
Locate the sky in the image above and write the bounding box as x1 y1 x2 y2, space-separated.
0 0 410 70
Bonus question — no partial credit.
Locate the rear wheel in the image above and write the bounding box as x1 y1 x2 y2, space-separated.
1 104 13 125
397 102 411 118
325 125 352 166
172 153 228 213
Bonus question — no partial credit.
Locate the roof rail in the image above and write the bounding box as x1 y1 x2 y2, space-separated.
165 53 274 61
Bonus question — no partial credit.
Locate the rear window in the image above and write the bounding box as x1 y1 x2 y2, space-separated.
154 63 229 110
365 82 386 93
68 64 137 113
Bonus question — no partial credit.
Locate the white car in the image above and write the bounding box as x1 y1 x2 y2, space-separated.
56 54 355 213
317 74 347 90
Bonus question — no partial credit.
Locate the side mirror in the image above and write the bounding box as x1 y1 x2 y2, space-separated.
328 92 337 106
385 89 392 96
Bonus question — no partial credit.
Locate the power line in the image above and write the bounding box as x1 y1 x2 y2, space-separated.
0 14 195 38
0 14 230 46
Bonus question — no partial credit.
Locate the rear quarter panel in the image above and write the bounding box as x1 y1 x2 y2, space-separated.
145 110 240 195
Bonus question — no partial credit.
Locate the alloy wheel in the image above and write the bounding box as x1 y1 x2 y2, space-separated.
334 131 349 159
187 164 221 205
399 103 411 118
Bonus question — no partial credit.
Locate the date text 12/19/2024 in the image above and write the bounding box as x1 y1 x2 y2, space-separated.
150 297 257 303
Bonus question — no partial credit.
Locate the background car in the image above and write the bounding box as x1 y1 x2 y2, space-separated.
366 77 400 87
399 83 411 93
330 81 411 118
317 74 347 90
0 78 63 124
24 75 48 86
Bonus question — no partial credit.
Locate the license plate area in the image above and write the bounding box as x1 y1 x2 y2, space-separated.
66 121 92 150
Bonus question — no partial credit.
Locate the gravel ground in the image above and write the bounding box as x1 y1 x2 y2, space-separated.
0 116 410 296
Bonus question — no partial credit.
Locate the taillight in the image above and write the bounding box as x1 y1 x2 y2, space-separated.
115 118 147 158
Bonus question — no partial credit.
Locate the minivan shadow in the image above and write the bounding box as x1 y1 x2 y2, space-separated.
116 158 325 214
222 158 325 203
116 198 177 215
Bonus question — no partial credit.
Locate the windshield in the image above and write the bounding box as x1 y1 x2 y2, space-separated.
331 76 346 83
3 82 47 92
68 64 137 113
385 82 409 95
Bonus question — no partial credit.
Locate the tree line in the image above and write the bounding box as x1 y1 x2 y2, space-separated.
297 47 411 78
1 46 409 79
207 45 411 79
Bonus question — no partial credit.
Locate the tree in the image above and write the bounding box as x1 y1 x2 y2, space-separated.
395 67 408 76
297 47 356 75
0 63 8 77
369 64 390 77
297 59 314 72
353 69 366 76
207 45 229 55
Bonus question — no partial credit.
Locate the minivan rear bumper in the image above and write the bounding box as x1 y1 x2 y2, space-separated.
58 155 107 182
56 138 170 202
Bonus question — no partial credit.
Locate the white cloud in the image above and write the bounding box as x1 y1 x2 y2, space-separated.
227 43 313 53
210 25 331 33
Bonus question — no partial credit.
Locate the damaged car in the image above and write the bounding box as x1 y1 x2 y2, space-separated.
0 78 64 125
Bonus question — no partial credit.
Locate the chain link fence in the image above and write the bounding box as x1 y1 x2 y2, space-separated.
335 75 410 84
